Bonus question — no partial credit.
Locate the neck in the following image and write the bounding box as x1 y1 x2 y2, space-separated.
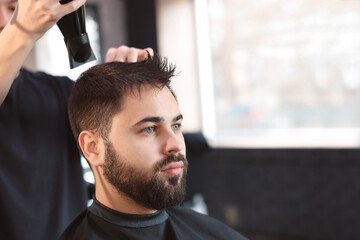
93 169 156 215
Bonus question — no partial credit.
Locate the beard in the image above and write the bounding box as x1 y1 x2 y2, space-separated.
102 140 188 210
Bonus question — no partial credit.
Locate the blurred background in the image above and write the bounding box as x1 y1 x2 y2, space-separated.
24 0 360 239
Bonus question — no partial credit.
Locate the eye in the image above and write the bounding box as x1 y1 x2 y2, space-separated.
143 126 155 134
8 3 17 12
172 123 181 131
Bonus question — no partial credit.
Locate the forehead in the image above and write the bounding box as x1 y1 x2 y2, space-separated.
117 85 180 124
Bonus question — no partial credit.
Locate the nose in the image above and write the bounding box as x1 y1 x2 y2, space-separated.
163 129 184 155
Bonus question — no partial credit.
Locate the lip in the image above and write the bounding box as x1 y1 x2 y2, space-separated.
161 162 184 176
161 162 184 171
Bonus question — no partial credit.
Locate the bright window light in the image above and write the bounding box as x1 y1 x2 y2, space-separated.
195 0 360 148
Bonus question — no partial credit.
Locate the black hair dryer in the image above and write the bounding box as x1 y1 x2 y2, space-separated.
57 0 96 68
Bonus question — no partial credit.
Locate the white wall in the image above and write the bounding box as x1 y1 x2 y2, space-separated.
156 0 201 132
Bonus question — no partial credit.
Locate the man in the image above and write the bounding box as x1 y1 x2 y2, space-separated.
59 54 248 239
0 0 152 239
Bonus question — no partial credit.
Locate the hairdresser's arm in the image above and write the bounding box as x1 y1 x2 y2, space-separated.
0 0 87 105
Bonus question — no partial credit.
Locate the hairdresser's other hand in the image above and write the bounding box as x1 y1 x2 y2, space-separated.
11 0 87 41
105 46 154 63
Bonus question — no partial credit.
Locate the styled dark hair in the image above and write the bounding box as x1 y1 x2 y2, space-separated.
68 53 176 140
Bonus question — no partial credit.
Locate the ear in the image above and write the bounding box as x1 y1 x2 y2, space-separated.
78 130 105 167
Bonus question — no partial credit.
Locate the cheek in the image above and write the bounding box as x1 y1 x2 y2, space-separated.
135 142 160 169
119 137 161 170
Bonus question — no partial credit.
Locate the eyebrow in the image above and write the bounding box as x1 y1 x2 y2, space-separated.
133 114 183 127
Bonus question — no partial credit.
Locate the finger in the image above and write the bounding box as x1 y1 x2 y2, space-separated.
145 47 154 56
126 48 139 62
137 47 154 61
105 47 126 62
105 48 117 62
113 45 130 62
58 0 87 17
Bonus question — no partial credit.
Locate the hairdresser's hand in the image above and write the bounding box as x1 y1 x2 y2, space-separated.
105 46 154 63
11 0 87 41
0 0 87 105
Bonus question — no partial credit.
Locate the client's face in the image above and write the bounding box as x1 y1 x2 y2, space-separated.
102 85 188 210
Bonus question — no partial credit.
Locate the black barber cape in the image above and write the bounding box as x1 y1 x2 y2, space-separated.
59 198 248 240
0 69 87 240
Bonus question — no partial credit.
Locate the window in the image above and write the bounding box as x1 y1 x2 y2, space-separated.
195 0 360 147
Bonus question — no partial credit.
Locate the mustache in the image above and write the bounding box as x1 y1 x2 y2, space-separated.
155 153 187 171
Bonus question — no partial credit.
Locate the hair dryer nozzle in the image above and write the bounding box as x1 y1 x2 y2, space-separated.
64 33 96 68
57 3 96 69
